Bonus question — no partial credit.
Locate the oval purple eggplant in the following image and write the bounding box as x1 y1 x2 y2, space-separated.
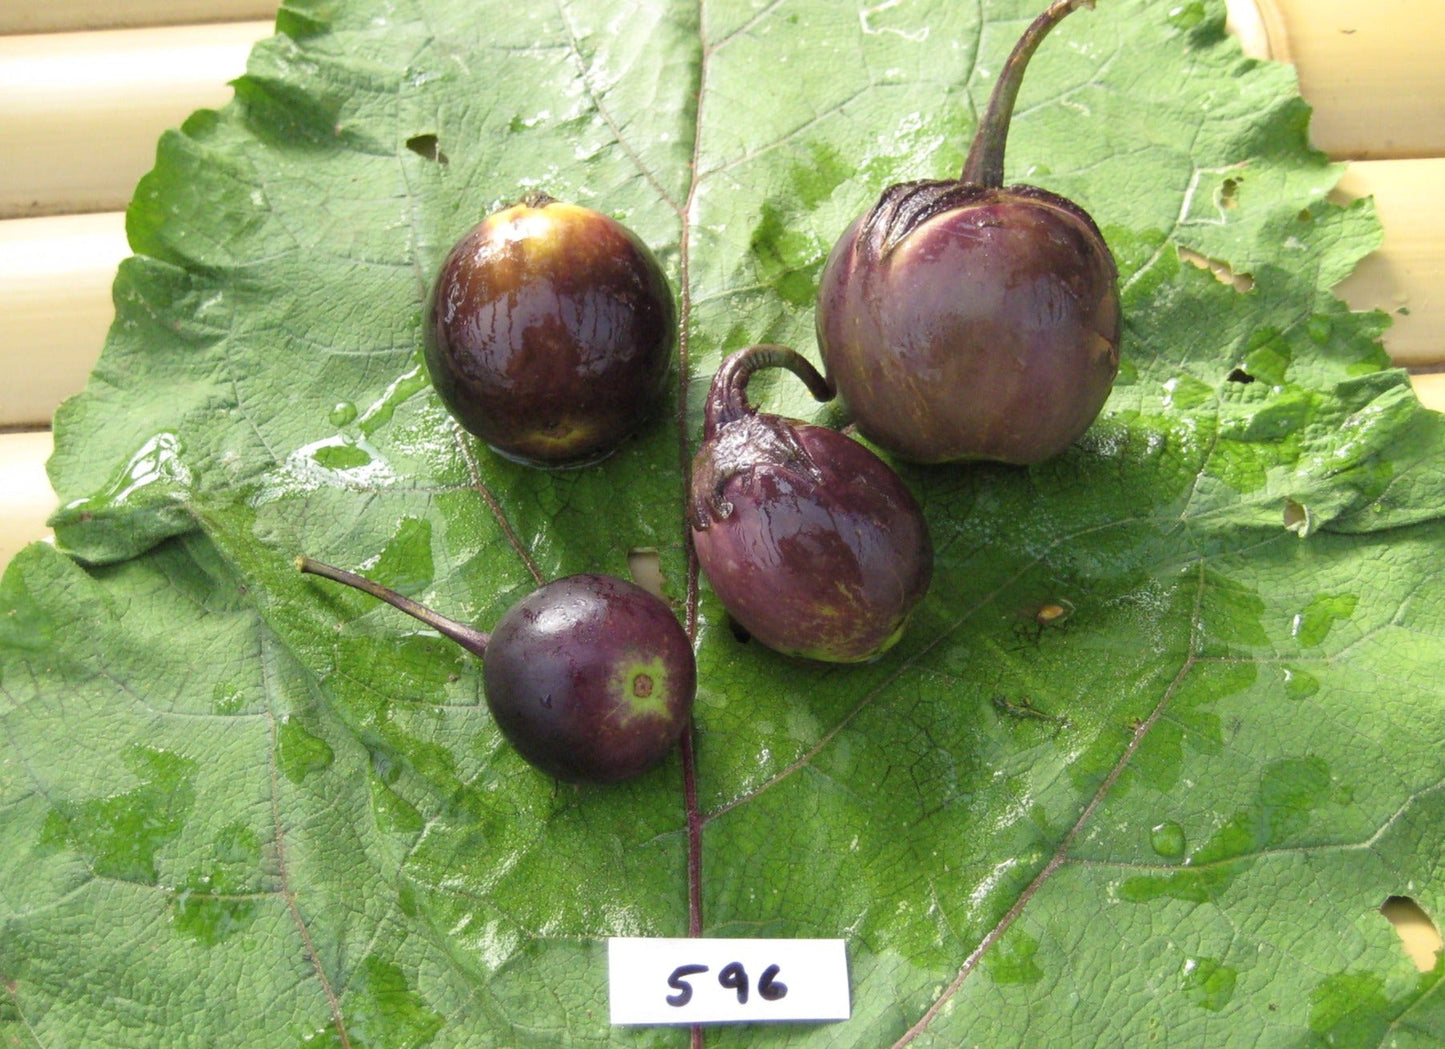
689 346 932 663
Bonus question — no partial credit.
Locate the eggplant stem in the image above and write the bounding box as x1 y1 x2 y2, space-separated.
518 190 558 209
296 556 491 656
703 344 834 438
960 0 1095 188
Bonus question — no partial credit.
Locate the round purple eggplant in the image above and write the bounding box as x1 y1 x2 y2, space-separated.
297 558 695 784
816 0 1120 465
689 345 932 663
423 192 676 467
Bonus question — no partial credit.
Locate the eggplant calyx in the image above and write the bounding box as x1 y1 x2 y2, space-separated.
689 413 822 530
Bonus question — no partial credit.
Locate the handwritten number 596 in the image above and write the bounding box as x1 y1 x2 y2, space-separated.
666 962 788 1007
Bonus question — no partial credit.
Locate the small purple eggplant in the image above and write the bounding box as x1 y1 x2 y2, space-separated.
689 345 932 663
816 0 1120 465
424 192 676 467
297 558 695 783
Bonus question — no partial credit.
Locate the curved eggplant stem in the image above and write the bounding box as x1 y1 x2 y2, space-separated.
703 344 835 440
960 0 1095 188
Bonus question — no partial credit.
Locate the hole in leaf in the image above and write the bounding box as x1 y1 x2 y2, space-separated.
1178 247 1254 292
1380 896 1443 972
406 134 449 165
1219 177 1240 209
626 547 665 600
1226 367 1255 384
1283 498 1310 535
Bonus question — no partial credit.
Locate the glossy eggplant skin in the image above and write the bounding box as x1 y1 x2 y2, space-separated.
424 196 676 467
816 180 1120 465
482 574 695 783
689 347 932 664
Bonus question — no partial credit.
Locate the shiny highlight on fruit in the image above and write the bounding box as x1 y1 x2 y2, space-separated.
424 192 676 467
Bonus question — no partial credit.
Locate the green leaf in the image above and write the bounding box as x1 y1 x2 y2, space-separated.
6 1 1444 1046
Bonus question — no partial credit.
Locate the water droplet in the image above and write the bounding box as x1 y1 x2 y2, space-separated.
275 717 334 785
213 682 246 715
358 364 431 436
368 517 434 596
1161 374 1213 410
1308 970 1389 1036
370 779 424 833
312 442 372 470
55 432 192 518
44 746 198 884
985 928 1045 985
1181 957 1237 1011
1167 2 1207 30
1151 820 1187 858
1282 666 1320 701
259 434 397 500
329 400 357 427
1290 592 1359 647
171 822 262 944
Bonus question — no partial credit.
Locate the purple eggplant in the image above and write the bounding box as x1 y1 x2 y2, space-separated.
298 558 695 783
816 0 1120 465
689 345 932 663
424 192 676 467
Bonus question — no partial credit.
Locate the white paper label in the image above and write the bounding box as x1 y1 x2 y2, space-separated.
608 937 850 1026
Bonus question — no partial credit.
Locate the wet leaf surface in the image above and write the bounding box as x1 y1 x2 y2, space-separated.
4 1 1444 1045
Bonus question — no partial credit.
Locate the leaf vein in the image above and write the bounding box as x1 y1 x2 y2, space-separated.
555 0 685 215
261 631 353 1049
450 423 545 587
890 562 1209 1046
